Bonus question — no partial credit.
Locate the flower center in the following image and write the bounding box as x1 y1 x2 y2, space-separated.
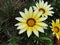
54 26 60 33
39 8 45 14
27 18 36 27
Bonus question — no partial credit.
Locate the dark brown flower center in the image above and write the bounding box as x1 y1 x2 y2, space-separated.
27 18 36 27
39 8 45 14
54 26 60 33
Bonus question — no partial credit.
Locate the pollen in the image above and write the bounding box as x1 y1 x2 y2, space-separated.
27 18 36 27
39 8 45 14
54 26 60 33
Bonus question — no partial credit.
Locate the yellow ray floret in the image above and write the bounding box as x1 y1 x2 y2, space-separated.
33 0 54 17
15 7 48 37
51 19 60 39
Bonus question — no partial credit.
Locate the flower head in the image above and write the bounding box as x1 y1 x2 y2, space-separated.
33 0 54 17
51 19 60 39
15 7 48 37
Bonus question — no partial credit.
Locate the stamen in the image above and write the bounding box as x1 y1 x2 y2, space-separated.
39 8 45 14
27 18 36 27
54 26 60 33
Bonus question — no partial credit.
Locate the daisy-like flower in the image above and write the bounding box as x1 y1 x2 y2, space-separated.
33 0 54 17
51 19 60 39
15 7 48 37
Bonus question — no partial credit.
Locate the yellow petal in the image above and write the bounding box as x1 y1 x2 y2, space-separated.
56 34 60 40
56 19 60 24
36 22 48 27
36 17 47 22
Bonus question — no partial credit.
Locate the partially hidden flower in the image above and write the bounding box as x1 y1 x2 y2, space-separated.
51 19 60 39
15 7 48 37
33 0 54 17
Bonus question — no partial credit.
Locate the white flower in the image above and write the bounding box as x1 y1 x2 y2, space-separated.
15 7 48 37
33 0 54 17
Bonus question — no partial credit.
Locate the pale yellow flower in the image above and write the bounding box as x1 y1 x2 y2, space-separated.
33 0 54 17
15 7 48 37
51 19 60 39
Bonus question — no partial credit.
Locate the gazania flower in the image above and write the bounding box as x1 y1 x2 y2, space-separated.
51 19 60 39
33 0 54 17
15 7 48 37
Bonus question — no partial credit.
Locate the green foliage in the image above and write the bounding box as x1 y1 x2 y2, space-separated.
0 0 60 45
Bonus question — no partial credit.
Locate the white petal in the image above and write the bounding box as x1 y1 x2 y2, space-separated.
29 7 33 17
19 28 26 34
38 12 42 16
40 23 48 26
33 10 39 18
15 23 20 26
27 27 32 37
17 24 26 29
24 8 29 18
49 11 54 14
44 2 48 7
35 12 42 19
15 17 26 22
56 19 60 23
49 7 53 10
52 20 55 25
47 4 51 8
52 32 55 34
25 8 28 13
33 27 39 37
43 26 47 29
33 6 37 10
25 8 28 16
19 12 27 19
36 2 39 8
33 10 38 16
41 17 47 20
48 14 53 16
34 25 44 33
38 27 44 33
39 0 42 7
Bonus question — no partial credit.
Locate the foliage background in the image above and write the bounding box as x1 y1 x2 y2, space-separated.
0 0 60 45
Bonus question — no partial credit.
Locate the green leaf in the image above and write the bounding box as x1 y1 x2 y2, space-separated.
40 37 51 41
0 21 3 32
8 42 18 45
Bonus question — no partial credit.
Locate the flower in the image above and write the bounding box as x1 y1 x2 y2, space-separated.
15 7 48 37
51 19 60 39
33 0 54 17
